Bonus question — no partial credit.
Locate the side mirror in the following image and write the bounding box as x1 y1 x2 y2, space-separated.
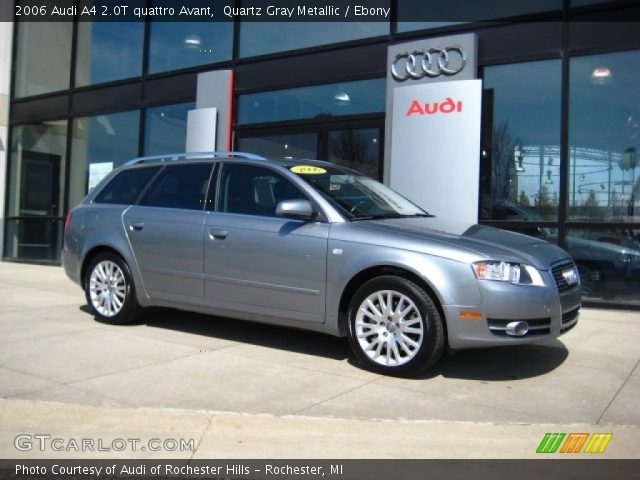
276 199 317 221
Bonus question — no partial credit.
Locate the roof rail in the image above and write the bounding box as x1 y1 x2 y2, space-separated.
124 151 267 166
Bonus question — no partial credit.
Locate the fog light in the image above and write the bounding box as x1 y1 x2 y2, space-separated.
505 321 529 337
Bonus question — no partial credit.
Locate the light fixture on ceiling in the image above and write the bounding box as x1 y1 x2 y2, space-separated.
333 92 351 105
183 34 203 49
590 66 612 85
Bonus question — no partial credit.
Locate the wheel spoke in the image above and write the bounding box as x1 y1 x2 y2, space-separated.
391 342 401 364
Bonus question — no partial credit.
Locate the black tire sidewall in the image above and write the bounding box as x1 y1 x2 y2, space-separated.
84 253 139 324
347 275 444 376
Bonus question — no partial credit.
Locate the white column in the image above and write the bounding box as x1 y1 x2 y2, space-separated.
0 20 14 258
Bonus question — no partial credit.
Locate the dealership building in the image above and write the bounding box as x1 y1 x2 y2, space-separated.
1 0 640 307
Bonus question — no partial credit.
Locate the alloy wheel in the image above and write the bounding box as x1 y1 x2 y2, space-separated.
89 260 127 317
354 290 424 367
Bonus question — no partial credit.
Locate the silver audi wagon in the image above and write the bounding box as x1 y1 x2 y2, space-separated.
62 152 581 376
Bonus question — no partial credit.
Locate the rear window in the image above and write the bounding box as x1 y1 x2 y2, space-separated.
94 167 160 205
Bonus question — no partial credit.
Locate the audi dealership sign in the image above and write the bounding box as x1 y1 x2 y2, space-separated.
384 33 481 225
390 46 467 81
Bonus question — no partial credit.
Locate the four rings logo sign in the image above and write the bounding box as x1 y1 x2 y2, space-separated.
391 46 467 81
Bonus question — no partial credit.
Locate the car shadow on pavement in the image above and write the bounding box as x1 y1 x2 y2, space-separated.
135 307 351 361
412 341 569 381
81 306 569 379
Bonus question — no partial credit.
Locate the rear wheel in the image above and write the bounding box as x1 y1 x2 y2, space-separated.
347 275 445 376
84 252 141 324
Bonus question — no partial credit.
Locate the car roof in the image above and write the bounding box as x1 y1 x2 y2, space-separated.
122 151 335 170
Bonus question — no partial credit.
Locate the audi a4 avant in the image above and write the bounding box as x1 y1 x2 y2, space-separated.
62 152 581 375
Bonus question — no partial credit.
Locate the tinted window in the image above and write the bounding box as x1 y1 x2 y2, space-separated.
69 110 140 208
480 59 562 222
94 167 160 205
239 22 388 58
219 164 306 217
237 79 385 125
568 50 640 223
148 21 233 74
142 164 212 210
75 21 144 86
14 21 72 97
144 102 195 155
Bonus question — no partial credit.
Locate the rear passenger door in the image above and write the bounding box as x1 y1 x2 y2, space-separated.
123 163 214 302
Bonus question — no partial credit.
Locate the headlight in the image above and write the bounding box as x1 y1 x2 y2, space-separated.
471 261 545 286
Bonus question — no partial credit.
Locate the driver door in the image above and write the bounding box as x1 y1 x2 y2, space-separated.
203 163 329 323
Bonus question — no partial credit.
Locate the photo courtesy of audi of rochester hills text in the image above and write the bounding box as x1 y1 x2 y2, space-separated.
0 0 638 478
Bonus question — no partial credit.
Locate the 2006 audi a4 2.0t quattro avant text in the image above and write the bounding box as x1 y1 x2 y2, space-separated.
62 152 581 376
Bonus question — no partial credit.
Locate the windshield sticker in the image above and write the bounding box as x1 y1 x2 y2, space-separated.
290 165 327 174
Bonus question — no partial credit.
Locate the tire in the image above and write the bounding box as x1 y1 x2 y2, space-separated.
84 252 141 325
346 275 445 377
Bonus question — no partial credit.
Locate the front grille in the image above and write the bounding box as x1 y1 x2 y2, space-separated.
487 317 551 337
551 259 579 293
560 307 580 334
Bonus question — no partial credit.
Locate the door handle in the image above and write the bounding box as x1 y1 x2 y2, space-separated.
129 222 144 231
209 229 227 240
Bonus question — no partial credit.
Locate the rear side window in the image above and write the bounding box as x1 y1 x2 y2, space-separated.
141 163 213 210
94 167 160 205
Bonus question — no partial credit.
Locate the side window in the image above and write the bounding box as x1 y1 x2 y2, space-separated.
94 167 160 205
219 163 307 217
142 163 212 210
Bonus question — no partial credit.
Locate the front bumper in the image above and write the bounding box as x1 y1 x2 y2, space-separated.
445 269 581 349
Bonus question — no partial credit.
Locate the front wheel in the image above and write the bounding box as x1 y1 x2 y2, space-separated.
347 275 445 376
84 252 141 324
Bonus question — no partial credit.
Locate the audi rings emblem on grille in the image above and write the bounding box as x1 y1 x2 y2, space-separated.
391 46 467 81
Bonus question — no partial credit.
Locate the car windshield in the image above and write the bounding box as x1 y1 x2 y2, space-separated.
290 164 430 220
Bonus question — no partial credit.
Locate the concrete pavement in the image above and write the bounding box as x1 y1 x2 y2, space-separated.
0 261 639 458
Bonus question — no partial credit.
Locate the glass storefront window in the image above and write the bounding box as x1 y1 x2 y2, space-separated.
69 110 140 208
148 22 233 74
566 228 640 304
144 102 195 156
237 79 385 125
330 128 381 179
5 121 68 262
75 22 144 87
14 22 72 98
480 59 562 222
239 22 388 58
568 50 640 222
396 0 560 32
237 133 318 160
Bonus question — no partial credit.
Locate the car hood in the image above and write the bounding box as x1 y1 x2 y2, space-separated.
356 217 571 270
